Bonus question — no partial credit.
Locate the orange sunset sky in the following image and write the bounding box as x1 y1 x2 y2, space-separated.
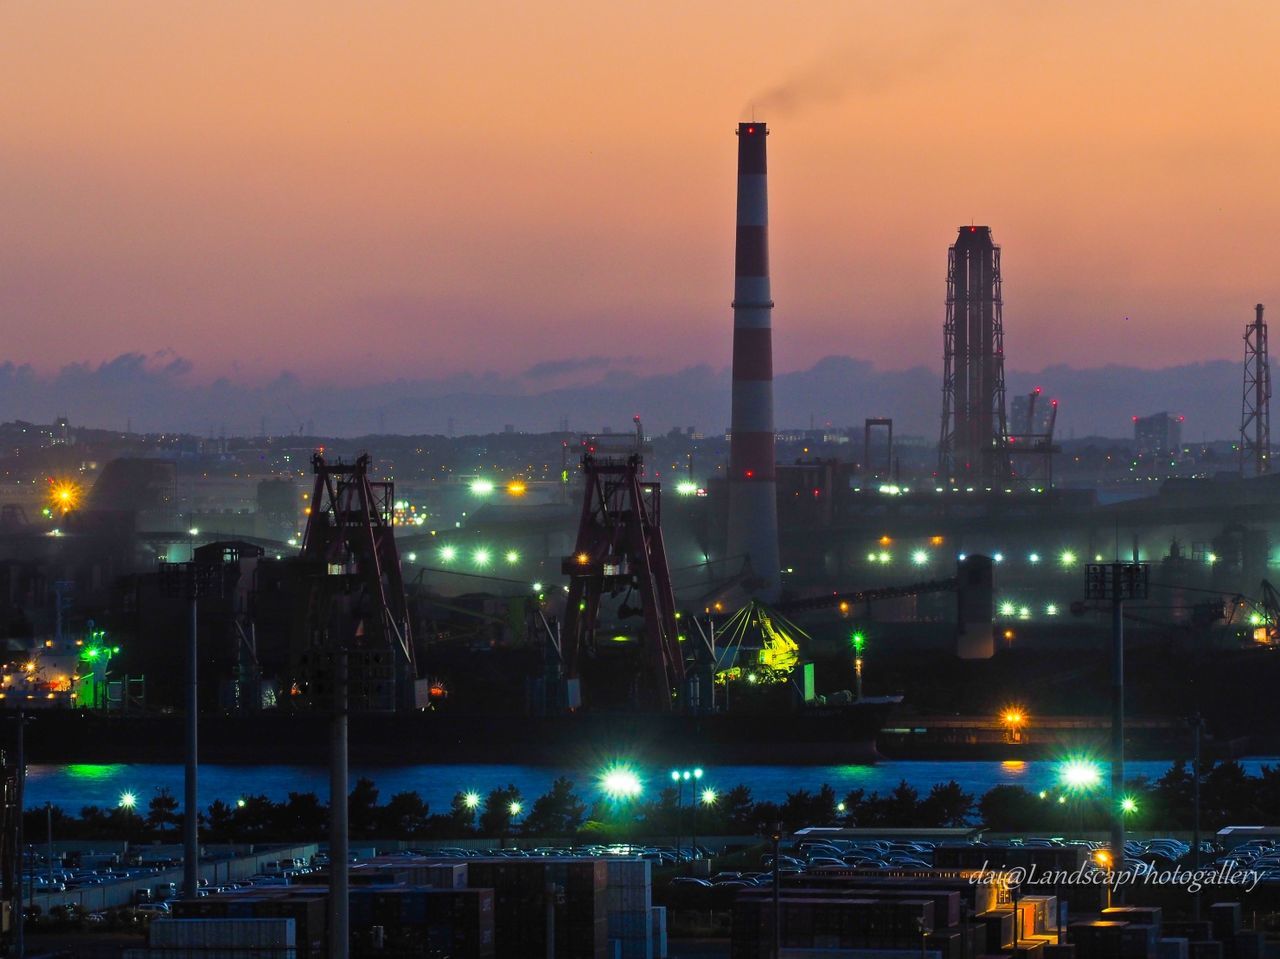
4 1 1280 383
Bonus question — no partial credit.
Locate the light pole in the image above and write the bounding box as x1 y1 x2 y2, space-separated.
45 803 53 886
330 644 349 959
1058 755 1102 851
1094 849 1114 909
600 765 642 845
689 769 704 865
771 821 783 959
1085 561 1148 885
1191 712 1203 921
670 770 683 863
15 710 25 959
1002 708 1025 745
671 767 703 866
158 559 222 902
851 632 865 700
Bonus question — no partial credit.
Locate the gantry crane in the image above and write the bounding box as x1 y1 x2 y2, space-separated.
560 449 684 711
294 453 420 711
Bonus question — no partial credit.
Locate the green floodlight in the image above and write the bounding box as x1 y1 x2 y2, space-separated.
1059 756 1103 792
600 764 642 799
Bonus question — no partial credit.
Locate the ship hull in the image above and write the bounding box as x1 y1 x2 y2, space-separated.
12 701 900 766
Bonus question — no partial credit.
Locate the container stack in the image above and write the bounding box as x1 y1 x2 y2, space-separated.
1068 919 1134 959
158 854 640 959
1068 918 1173 959
605 859 653 959
348 887 495 957
800 866 1007 916
731 896 938 959
124 917 296 959
1069 903 1253 959
935 845 1089 874
729 868 1071 959
171 894 325 958
316 857 468 889
466 857 609 959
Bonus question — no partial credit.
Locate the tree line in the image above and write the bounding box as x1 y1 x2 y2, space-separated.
23 761 1279 844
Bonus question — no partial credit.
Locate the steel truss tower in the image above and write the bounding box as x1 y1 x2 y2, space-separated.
939 226 1010 481
1240 303 1271 478
297 453 419 711
561 452 684 711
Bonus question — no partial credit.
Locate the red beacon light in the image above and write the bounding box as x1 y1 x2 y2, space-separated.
745 469 754 478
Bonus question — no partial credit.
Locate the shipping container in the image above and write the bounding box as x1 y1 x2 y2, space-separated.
1209 904 1242 940
149 917 296 953
1014 940 1048 959
1188 943 1224 959
651 906 667 959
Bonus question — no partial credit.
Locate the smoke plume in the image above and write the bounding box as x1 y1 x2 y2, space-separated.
746 30 961 119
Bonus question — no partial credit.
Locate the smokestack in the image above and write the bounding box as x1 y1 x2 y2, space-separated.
726 121 781 599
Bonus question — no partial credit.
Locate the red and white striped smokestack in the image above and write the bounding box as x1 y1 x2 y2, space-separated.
726 121 780 599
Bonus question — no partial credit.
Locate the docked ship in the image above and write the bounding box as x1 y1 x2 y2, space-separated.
12 694 902 767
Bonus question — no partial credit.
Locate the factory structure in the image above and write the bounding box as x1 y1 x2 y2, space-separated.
0 105 1278 959
0 118 1276 766
938 225 1011 483
0 121 1278 959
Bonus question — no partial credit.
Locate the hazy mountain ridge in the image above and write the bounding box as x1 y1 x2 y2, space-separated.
0 354 1239 441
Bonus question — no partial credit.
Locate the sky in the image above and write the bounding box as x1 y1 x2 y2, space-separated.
4 1 1280 394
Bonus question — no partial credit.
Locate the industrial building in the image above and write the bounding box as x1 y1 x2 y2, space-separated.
1134 413 1185 458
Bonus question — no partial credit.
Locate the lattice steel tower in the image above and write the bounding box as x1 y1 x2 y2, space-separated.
1240 303 1271 477
939 226 1010 481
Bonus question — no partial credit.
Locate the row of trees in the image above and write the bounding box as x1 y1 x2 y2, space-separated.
24 761 1279 843
981 760 1280 832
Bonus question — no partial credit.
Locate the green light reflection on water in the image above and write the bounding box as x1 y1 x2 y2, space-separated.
65 764 127 781
833 765 874 779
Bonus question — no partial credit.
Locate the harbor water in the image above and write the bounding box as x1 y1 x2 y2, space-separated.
22 757 1280 811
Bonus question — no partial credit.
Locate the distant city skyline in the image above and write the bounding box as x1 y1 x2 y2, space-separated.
5 2 1279 382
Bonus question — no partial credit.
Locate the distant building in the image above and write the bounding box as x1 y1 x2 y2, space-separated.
1134 412 1184 455
51 416 72 446
256 479 299 542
